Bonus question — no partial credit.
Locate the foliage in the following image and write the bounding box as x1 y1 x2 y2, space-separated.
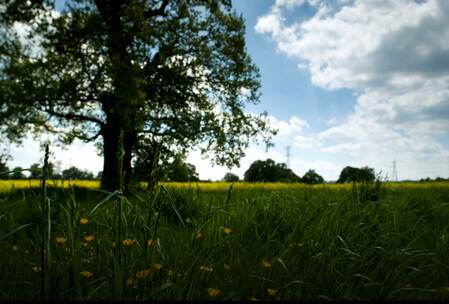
10 167 26 179
0 155 9 179
300 169 324 184
161 155 199 182
28 162 60 179
28 163 42 179
244 159 300 182
223 172 239 182
337 166 375 183
62 166 94 180
0 0 276 190
134 152 199 182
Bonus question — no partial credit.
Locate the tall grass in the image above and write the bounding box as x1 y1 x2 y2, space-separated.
1 180 449 300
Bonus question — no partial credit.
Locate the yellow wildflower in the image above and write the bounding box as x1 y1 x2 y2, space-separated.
80 270 93 278
11 244 18 251
147 239 155 246
127 277 136 287
261 259 272 268
154 263 162 271
79 218 89 225
266 288 278 297
112 242 116 248
135 269 151 279
32 266 42 273
223 227 232 234
250 297 261 301
84 234 95 242
207 288 221 297
122 239 136 247
224 263 231 271
55 236 66 245
200 265 214 272
195 232 203 240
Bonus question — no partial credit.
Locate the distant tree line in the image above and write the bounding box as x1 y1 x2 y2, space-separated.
222 159 325 184
223 160 379 184
0 157 98 180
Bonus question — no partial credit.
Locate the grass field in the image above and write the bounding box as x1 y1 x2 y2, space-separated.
1 180 449 300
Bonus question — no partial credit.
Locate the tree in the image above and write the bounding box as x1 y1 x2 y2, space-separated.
301 169 324 184
337 166 375 183
29 163 42 179
0 0 275 191
244 159 300 182
29 162 56 179
0 155 9 179
62 166 94 180
161 155 199 182
10 167 26 179
223 172 239 182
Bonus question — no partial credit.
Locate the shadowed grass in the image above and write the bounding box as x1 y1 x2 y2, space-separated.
1 182 449 300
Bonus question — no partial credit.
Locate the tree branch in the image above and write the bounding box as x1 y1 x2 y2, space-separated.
46 109 104 126
76 128 103 142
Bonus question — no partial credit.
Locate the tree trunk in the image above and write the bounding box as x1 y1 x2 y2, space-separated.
123 129 137 192
100 119 137 193
100 122 121 191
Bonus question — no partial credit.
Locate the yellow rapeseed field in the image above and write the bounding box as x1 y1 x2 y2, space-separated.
0 179 448 193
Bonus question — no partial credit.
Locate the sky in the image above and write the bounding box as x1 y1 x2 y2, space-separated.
7 0 449 181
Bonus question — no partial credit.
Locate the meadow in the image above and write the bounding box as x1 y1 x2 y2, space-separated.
1 179 449 300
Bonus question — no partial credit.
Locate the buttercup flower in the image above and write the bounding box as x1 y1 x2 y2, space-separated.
79 218 89 225
127 277 136 287
55 236 66 245
261 259 272 268
84 234 95 242
250 297 261 301
207 288 221 297
80 270 93 278
135 269 151 279
122 239 136 247
223 227 232 234
200 265 214 272
32 266 42 273
266 288 278 296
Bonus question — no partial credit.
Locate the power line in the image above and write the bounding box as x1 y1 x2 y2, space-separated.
392 160 398 181
286 145 291 169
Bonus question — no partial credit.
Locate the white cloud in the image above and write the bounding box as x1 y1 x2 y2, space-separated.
267 115 309 137
256 0 449 180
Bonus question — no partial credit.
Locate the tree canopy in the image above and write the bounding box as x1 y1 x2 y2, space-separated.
161 154 199 182
301 169 324 184
337 166 375 183
244 159 300 182
223 172 239 182
62 166 95 180
0 0 275 191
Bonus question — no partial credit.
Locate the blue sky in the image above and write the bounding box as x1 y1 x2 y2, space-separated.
8 0 449 181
